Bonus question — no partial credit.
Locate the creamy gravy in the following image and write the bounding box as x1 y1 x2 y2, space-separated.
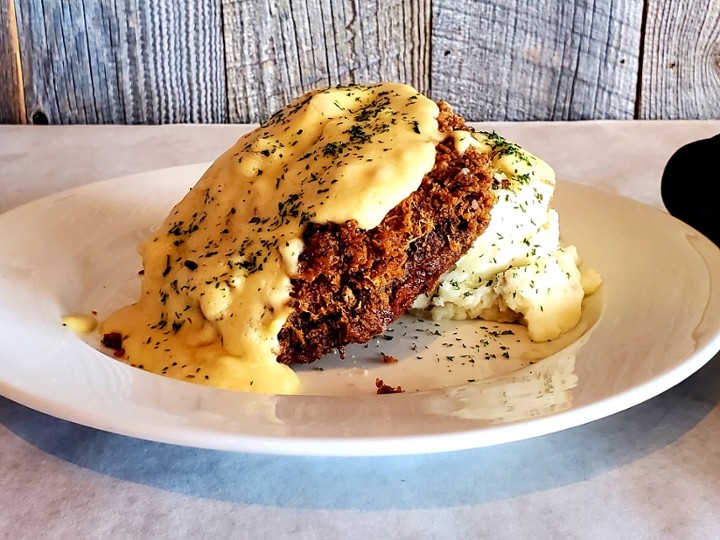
101 83 444 393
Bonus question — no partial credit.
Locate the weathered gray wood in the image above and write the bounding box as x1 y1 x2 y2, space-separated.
0 0 24 124
222 0 430 123
431 0 643 121
4 0 720 123
14 0 227 124
640 0 720 119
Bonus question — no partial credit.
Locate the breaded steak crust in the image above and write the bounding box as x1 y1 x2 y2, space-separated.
277 103 496 364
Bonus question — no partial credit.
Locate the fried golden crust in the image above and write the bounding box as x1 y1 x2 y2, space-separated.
277 102 495 364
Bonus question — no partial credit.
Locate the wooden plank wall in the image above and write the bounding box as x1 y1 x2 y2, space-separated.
222 0 430 123
11 0 226 124
432 0 643 120
0 0 23 123
1 0 719 124
641 0 720 119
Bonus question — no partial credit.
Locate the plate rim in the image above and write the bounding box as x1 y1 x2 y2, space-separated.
1 163 719 456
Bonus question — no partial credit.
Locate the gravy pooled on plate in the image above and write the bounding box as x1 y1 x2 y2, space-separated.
101 83 445 393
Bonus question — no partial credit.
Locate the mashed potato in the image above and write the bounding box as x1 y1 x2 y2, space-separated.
413 130 601 341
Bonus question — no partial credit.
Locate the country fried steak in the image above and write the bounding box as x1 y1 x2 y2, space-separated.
277 103 496 364
103 83 579 395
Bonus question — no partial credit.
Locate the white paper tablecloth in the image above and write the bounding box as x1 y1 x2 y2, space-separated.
1 121 719 539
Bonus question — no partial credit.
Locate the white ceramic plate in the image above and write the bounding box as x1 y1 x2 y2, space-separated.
1 164 719 456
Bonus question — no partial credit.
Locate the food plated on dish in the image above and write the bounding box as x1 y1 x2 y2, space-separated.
96 82 600 394
1 129 719 454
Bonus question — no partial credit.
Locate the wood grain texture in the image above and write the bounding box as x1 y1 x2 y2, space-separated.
222 0 430 123
4 0 720 123
640 0 720 119
431 0 643 121
0 0 24 123
14 0 226 124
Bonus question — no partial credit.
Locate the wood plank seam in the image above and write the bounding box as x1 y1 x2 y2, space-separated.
7 0 26 123
635 0 649 119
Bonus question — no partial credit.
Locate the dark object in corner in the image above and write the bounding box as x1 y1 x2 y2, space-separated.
661 134 720 246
